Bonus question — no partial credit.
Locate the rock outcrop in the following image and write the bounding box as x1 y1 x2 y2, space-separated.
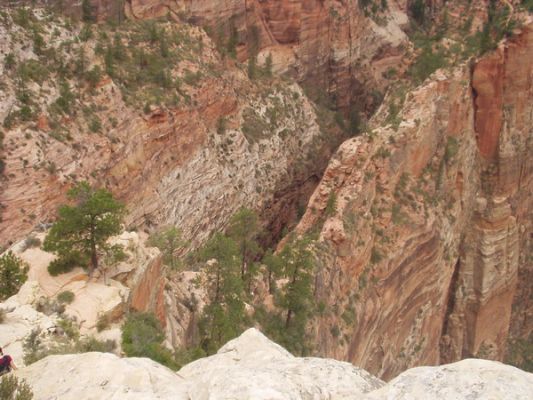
23 0 412 113
366 358 533 400
0 9 342 249
0 231 171 365
14 328 533 400
291 22 533 378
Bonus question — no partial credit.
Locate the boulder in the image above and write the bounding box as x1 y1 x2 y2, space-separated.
12 329 533 400
179 328 384 399
16 352 189 400
366 358 533 400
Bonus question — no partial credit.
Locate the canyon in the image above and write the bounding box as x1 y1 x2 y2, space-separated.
0 0 531 387
292 20 533 378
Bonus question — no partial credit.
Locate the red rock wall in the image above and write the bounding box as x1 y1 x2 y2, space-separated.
100 0 410 112
129 255 167 327
292 23 532 379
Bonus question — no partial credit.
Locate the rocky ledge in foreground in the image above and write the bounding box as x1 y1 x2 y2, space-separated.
15 329 533 400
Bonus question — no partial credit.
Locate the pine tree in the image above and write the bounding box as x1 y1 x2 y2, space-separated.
261 236 315 355
197 233 246 354
226 207 261 291
262 249 282 294
43 182 125 275
278 236 315 330
264 53 273 77
0 251 29 301
148 226 184 269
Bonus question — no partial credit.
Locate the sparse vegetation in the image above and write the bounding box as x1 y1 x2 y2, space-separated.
56 290 75 304
121 312 178 369
325 192 337 217
23 327 116 365
505 335 533 372
148 226 184 270
0 375 33 400
0 252 29 301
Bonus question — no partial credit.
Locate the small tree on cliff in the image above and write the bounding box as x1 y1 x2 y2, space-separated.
196 233 246 354
226 207 261 291
43 182 125 275
257 235 316 355
147 226 184 270
0 251 29 301
82 0 96 23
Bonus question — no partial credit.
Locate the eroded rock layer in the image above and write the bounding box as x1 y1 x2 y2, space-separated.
292 23 532 379
37 0 412 113
0 11 342 249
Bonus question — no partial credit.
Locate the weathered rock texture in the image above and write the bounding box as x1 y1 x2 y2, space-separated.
15 329 533 400
0 231 171 366
31 0 412 113
0 10 341 250
291 23 533 379
366 358 533 400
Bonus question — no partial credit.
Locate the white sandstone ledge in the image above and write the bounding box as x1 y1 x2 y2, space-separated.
15 328 533 400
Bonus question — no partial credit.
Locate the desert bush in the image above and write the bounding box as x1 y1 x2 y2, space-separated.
23 328 115 365
0 251 29 301
96 313 110 332
0 375 33 400
22 234 41 251
121 312 178 369
56 290 75 304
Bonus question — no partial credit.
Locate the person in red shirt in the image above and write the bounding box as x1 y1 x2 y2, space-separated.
0 347 17 376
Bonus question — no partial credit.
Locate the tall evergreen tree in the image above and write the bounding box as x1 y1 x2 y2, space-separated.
262 249 282 294
226 207 261 291
43 182 125 274
197 233 246 354
258 236 316 355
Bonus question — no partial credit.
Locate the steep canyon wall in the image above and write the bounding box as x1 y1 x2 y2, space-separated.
292 23 532 379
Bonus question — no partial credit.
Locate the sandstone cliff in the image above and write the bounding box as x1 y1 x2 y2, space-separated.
0 8 342 249
290 21 532 378
17 0 413 113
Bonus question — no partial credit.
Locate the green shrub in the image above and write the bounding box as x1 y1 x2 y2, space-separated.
17 60 49 85
23 328 115 365
409 44 447 84
53 81 75 115
0 375 33 400
325 192 337 217
85 65 102 88
444 136 459 162
241 107 270 143
96 313 110 332
58 318 79 340
76 337 116 353
88 117 102 133
122 312 178 369
47 252 82 276
0 252 29 301
4 53 15 71
56 290 75 304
